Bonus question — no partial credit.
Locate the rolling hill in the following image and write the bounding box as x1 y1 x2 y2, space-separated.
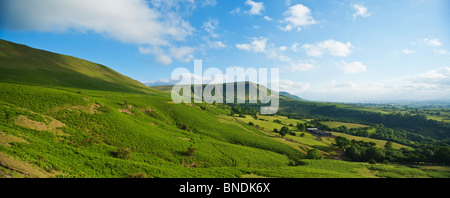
0 39 149 93
0 39 448 178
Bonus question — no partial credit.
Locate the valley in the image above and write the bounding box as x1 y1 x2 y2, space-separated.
0 39 449 178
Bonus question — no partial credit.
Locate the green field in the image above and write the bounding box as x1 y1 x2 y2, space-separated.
320 121 369 129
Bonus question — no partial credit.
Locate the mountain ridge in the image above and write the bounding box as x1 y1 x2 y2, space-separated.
0 39 150 93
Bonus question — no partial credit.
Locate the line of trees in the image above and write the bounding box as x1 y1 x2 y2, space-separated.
311 105 450 139
334 136 450 165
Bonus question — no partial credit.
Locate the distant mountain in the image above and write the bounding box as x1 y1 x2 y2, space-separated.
279 91 309 101
150 81 272 102
0 39 149 93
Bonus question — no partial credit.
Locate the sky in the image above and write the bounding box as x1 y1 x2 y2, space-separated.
0 0 449 102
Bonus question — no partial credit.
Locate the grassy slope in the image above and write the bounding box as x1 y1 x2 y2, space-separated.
0 40 447 178
0 39 149 93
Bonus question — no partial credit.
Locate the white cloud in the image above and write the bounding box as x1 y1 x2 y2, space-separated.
1 0 194 46
267 49 292 62
353 4 371 20
302 39 353 57
209 41 227 49
336 61 367 74
280 62 315 72
200 0 217 7
423 38 443 47
138 45 194 64
1 0 199 65
139 46 173 65
398 67 450 89
245 0 265 15
264 16 273 21
402 49 415 54
433 49 450 55
279 4 316 32
202 18 220 38
279 80 310 92
236 37 268 53
169 46 195 63
230 7 242 15
291 42 300 52
156 54 174 65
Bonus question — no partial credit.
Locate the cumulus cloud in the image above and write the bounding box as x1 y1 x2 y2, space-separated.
278 79 310 92
264 16 273 21
279 4 316 32
353 4 371 20
336 61 367 74
280 62 315 72
139 45 194 65
0 0 199 65
398 67 450 90
302 39 353 57
423 38 443 47
236 38 316 72
208 41 227 49
202 18 220 38
433 49 450 55
169 46 195 63
245 0 265 15
1 0 194 46
236 37 268 53
402 49 415 54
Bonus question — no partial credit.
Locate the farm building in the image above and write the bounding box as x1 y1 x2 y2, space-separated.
307 128 332 137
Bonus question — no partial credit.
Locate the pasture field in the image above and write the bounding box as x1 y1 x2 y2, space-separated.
319 121 369 129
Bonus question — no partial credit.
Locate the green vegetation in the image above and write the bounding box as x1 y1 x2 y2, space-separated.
0 39 448 178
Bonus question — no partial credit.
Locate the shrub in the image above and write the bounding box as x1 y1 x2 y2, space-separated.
115 147 132 160
127 172 148 178
368 159 377 164
181 124 189 131
187 146 196 157
96 104 112 113
306 149 323 160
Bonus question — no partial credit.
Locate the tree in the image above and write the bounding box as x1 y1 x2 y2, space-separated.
365 147 385 162
345 146 361 161
306 149 323 160
433 147 450 165
384 141 394 150
279 126 290 137
297 123 306 132
334 136 351 150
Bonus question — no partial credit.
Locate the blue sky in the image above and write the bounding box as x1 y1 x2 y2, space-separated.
1 0 449 102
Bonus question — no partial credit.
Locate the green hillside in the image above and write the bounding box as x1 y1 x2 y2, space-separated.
0 40 448 178
0 39 149 93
